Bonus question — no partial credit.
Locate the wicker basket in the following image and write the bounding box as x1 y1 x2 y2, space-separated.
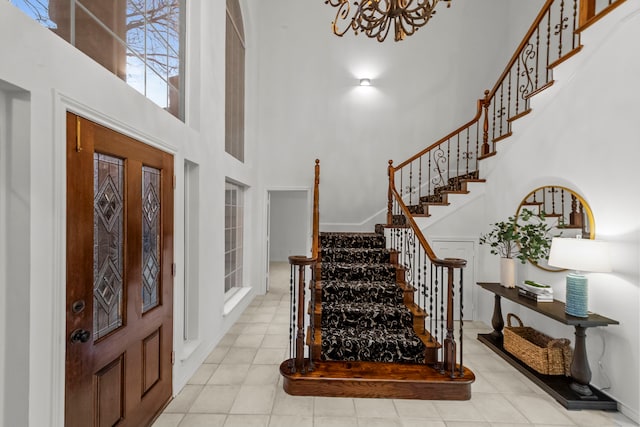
503 313 572 376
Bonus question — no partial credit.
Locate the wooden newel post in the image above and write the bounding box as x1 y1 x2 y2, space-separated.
387 160 394 225
481 90 491 156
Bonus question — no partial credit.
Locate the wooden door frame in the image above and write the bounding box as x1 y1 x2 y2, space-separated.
47 96 178 427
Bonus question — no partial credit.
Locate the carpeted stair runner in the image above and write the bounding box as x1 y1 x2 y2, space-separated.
319 231 426 364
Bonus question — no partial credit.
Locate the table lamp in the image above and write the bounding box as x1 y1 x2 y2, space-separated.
547 237 612 318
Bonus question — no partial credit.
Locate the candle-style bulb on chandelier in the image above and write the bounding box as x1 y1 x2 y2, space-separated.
324 0 452 42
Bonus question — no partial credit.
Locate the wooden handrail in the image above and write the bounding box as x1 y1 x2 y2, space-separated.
312 159 320 259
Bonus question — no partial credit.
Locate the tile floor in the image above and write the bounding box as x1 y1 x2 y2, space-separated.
153 263 637 427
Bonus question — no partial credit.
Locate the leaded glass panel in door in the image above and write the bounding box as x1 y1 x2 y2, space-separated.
93 153 124 340
142 165 161 312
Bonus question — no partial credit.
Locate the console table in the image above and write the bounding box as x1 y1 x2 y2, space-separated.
477 282 619 410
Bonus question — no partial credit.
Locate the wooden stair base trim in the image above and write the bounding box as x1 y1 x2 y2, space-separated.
280 359 474 400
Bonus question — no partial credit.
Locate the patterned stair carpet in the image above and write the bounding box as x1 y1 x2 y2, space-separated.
319 231 426 364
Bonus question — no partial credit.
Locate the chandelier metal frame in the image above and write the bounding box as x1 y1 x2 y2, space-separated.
324 0 451 42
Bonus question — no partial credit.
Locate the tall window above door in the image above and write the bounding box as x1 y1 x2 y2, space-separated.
225 0 245 162
10 0 185 120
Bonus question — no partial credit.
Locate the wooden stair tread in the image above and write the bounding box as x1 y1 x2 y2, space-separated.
281 359 473 400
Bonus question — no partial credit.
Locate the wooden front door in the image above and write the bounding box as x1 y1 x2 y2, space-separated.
65 113 174 427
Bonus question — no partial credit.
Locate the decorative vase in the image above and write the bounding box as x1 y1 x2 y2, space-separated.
500 257 516 288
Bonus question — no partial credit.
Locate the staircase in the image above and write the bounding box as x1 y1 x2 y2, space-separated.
280 230 474 399
280 0 625 402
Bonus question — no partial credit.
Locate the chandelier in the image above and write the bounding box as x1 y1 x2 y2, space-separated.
324 0 451 42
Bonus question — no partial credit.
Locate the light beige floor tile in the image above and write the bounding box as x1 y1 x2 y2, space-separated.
506 394 575 425
232 334 265 348
243 365 280 385
314 417 359 427
399 419 446 427
483 371 539 394
392 399 439 418
221 347 258 364
178 413 226 427
218 334 239 347
469 371 499 393
227 323 248 335
243 323 271 335
564 408 629 426
223 414 269 427
229 385 276 414
164 385 203 413
260 300 280 307
261 334 289 349
471 354 520 373
205 347 230 364
268 415 313 427
271 390 314 416
267 323 288 335
188 364 218 385
354 398 397 418
153 413 184 427
189 385 240 414
271 314 291 324
444 422 491 427
243 313 275 324
470 392 529 424
357 417 401 427
434 401 487 422
255 306 278 315
207 364 250 385
314 397 356 417
253 348 287 365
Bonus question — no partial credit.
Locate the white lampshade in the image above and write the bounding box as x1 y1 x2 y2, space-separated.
547 237 612 273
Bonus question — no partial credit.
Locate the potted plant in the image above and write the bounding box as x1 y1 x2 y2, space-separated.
479 209 553 287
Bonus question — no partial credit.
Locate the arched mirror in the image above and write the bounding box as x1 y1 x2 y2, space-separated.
516 186 595 271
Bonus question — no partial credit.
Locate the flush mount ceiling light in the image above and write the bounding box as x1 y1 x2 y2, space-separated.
359 78 372 86
325 0 452 42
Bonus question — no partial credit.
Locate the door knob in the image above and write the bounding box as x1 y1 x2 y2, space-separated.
70 329 91 344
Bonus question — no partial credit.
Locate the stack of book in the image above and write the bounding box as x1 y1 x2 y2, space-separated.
517 280 554 302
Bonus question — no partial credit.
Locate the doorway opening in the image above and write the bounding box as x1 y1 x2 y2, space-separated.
265 190 310 293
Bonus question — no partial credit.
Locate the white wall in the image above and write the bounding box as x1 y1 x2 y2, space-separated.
269 191 310 262
247 0 533 230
